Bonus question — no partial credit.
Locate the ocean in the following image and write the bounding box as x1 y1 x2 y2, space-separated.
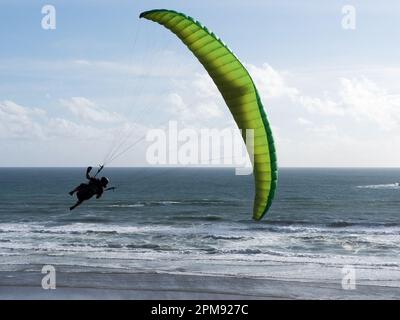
0 168 399 298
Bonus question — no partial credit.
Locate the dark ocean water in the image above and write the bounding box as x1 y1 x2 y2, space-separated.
0 168 399 288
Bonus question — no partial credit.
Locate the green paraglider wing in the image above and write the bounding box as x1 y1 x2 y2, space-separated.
140 9 277 220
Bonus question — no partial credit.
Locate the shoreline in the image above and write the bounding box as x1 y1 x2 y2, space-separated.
0 269 398 300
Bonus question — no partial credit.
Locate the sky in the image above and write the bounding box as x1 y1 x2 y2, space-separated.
1 0 400 167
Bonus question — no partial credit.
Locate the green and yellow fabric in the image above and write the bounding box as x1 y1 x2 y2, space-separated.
140 9 277 220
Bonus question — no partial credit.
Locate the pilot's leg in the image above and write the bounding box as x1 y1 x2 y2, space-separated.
69 183 85 196
70 200 83 211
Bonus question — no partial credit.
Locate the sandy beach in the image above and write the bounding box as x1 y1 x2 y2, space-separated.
1 266 398 300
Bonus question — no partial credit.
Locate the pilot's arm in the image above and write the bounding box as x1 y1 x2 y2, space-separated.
86 166 93 179
96 189 104 199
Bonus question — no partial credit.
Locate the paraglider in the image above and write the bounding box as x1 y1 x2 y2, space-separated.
140 9 278 220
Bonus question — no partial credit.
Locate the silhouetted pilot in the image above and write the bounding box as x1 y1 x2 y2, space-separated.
69 167 110 210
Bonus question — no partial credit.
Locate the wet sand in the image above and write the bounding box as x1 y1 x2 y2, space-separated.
0 268 398 300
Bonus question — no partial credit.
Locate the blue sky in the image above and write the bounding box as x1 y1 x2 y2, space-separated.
1 0 400 166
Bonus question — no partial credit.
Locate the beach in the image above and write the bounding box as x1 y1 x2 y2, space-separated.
1 267 399 300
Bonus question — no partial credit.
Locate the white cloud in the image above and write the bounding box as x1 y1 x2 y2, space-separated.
248 63 400 131
339 77 400 130
297 95 344 116
166 92 225 125
46 118 102 139
296 116 337 136
247 63 299 99
240 63 400 166
307 123 338 135
192 73 220 98
0 99 116 141
60 97 124 123
167 93 187 114
0 99 154 166
196 101 224 118
296 117 312 126
0 100 46 118
4 60 400 167
0 100 46 139
166 73 227 126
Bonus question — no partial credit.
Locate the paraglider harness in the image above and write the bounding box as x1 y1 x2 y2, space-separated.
92 165 116 192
